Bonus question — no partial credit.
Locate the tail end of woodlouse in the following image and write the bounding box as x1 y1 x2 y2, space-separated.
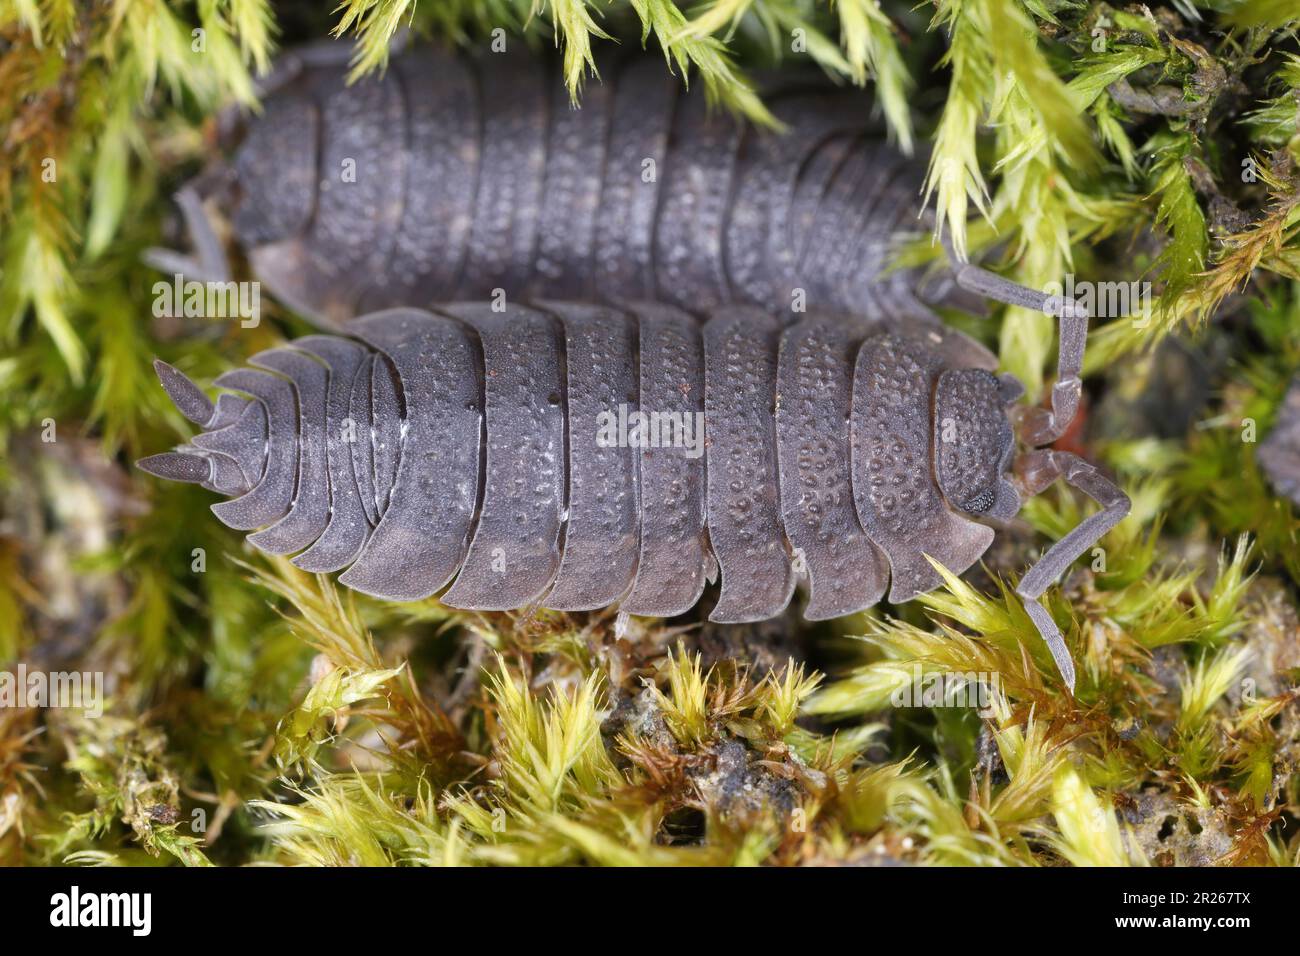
1013 450 1131 695
246 239 348 332
1258 442 1300 507
140 361 264 500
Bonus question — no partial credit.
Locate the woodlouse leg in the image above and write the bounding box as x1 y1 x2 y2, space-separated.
951 262 1089 447
1014 449 1131 693
143 184 233 285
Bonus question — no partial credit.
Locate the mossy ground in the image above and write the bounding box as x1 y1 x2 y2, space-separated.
0 1 1298 866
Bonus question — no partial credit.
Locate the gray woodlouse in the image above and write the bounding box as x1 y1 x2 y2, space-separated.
141 290 1128 692
147 44 986 329
140 45 1132 691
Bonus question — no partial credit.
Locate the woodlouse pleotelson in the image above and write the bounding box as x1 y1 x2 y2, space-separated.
140 291 1130 692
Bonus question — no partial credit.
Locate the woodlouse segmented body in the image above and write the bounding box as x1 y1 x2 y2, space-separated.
141 294 1130 690
156 46 975 329
143 302 1004 616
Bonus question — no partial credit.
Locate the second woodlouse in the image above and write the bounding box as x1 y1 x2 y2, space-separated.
147 44 986 330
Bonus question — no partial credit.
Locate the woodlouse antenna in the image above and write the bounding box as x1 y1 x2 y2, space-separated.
143 183 233 286
136 451 212 484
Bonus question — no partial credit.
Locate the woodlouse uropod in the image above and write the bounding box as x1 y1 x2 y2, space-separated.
140 45 1132 691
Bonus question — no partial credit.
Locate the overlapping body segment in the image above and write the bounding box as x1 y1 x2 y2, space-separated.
775 316 890 620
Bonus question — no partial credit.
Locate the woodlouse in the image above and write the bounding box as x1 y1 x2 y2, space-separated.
147 44 985 329
141 288 1129 692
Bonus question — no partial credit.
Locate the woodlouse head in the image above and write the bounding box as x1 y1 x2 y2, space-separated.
933 368 1022 523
